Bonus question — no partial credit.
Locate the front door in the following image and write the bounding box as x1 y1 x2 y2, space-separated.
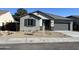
43 20 51 30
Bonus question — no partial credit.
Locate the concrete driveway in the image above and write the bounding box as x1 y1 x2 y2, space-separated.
54 31 79 37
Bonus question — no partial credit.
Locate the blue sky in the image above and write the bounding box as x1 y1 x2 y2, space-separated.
1 8 79 16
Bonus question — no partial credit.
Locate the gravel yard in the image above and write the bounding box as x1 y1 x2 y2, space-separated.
0 31 71 38
34 31 70 37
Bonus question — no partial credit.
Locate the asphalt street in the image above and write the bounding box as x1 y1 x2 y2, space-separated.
0 42 79 50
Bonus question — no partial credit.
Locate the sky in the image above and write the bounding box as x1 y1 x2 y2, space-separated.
1 8 79 17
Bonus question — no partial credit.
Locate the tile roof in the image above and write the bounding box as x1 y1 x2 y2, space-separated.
46 13 72 20
32 11 72 21
29 13 41 19
67 15 79 19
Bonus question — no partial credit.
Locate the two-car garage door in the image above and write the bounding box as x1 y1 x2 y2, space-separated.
54 23 69 30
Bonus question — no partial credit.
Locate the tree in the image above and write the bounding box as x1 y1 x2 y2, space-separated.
14 8 28 22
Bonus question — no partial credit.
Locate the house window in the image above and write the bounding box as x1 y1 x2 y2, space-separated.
24 19 36 27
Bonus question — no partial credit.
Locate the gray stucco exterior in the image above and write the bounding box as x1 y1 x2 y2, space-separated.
20 15 40 32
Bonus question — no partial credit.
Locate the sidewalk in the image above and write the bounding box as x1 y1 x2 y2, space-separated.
0 37 79 44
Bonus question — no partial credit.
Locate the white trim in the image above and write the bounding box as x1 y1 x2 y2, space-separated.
39 19 42 26
33 13 48 19
70 21 73 31
51 20 54 27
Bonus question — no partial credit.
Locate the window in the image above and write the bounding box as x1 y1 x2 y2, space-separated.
24 19 36 27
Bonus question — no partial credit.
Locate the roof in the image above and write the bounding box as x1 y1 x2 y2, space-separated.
20 14 41 20
67 15 79 19
29 13 41 19
0 10 8 16
32 11 72 21
46 13 72 20
32 11 53 19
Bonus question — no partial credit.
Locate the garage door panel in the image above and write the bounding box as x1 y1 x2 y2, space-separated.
54 24 69 30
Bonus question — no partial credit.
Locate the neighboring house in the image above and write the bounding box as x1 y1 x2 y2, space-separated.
0 10 15 30
67 15 79 31
20 11 73 32
0 10 14 26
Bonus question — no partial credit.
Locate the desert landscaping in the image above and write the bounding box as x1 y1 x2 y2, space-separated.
0 31 71 38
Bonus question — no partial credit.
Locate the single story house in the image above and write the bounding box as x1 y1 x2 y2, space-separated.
67 15 79 31
20 11 73 32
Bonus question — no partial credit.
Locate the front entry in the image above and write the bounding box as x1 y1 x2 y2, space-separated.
43 20 51 30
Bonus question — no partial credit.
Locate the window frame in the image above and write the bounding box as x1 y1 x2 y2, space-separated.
24 19 36 27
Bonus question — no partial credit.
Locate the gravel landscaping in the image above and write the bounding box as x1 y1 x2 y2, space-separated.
0 31 71 38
